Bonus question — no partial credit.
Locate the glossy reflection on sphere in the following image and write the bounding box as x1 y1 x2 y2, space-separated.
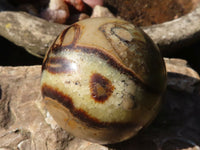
41 17 167 144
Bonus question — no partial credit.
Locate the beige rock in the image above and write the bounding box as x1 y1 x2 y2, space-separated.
91 5 114 18
0 66 73 150
0 58 200 150
78 13 90 21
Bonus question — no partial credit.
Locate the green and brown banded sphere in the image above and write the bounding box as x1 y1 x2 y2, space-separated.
41 17 167 144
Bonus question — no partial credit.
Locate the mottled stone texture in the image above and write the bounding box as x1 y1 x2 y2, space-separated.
0 11 66 58
0 66 73 150
0 58 200 149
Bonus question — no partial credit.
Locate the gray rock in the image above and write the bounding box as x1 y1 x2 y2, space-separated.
165 58 200 93
0 11 66 58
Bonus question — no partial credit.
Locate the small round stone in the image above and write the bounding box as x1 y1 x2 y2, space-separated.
41 17 167 144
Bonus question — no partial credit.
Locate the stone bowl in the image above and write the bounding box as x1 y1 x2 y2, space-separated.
104 0 200 56
142 1 200 56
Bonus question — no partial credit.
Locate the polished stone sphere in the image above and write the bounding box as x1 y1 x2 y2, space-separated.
41 17 167 144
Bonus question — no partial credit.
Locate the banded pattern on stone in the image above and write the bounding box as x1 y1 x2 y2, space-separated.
41 17 166 144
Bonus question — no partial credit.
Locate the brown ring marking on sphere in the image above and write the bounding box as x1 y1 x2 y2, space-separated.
89 73 115 103
58 24 80 48
103 26 134 46
98 22 146 47
42 84 137 129
43 57 76 74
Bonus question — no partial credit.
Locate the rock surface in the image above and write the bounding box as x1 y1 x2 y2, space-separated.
0 58 200 150
91 5 114 18
0 11 66 58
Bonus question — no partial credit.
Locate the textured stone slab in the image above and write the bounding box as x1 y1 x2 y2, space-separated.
0 66 73 150
0 11 66 58
0 58 200 149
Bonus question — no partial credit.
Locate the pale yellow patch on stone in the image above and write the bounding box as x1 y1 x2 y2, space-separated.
5 23 12 29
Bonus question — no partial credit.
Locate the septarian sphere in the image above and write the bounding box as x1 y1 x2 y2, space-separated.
41 17 166 144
